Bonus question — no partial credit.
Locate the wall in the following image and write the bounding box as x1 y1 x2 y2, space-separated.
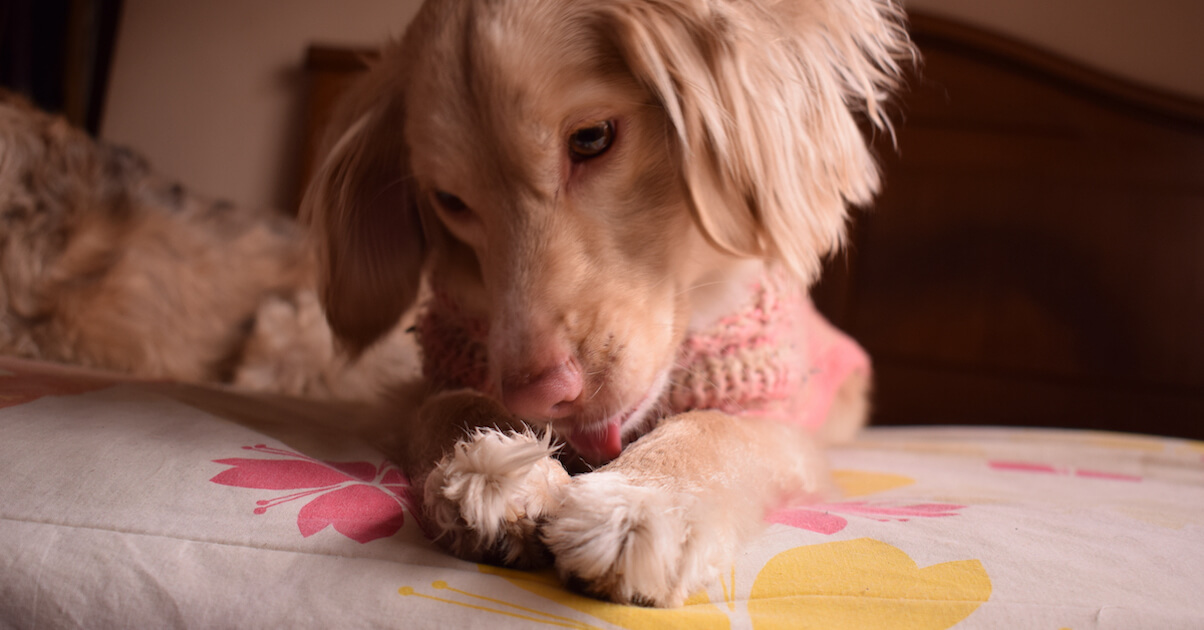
906 0 1204 101
101 0 1204 211
101 0 422 211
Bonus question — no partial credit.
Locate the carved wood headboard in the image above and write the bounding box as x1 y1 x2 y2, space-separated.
301 12 1204 439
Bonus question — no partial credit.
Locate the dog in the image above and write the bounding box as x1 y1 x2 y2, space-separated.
304 0 913 607
0 89 415 399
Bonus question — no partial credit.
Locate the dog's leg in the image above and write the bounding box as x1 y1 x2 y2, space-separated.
392 390 570 568
540 411 829 607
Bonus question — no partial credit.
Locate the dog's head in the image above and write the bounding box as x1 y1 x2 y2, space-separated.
303 0 911 461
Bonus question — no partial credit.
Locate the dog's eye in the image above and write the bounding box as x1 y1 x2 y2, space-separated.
568 121 615 161
433 190 469 213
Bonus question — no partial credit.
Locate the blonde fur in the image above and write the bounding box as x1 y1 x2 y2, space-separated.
602 0 912 281
0 3 910 602
424 427 569 567
315 0 913 607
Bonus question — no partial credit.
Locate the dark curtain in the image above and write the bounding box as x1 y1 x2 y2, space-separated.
0 0 123 135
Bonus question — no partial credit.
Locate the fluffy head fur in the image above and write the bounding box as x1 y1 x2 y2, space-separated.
304 0 912 449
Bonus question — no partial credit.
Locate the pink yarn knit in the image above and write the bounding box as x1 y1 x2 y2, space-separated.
416 269 869 432
664 270 869 430
416 289 492 392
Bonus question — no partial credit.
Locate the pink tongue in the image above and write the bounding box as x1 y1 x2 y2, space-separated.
568 417 624 463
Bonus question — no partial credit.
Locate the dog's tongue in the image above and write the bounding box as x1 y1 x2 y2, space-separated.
567 417 624 463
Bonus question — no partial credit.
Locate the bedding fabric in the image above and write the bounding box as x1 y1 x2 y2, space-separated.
0 357 1201 629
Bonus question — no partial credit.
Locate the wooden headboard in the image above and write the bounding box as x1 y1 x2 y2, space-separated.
301 13 1204 439
811 14 1204 439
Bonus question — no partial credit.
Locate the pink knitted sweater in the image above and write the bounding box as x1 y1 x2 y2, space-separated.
416 269 869 433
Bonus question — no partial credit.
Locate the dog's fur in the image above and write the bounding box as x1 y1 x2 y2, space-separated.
305 0 913 607
0 0 911 608
0 90 414 399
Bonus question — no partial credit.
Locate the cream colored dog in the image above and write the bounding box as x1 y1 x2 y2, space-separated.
305 0 912 607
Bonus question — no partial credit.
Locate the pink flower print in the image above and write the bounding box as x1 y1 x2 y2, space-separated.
988 460 1141 482
211 444 411 543
769 501 965 535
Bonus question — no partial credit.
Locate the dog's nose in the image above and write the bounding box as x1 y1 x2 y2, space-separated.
502 361 583 421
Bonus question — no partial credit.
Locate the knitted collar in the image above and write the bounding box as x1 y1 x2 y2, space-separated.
415 268 867 432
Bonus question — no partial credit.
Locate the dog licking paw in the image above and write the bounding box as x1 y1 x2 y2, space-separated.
423 428 570 568
301 0 910 608
540 471 730 608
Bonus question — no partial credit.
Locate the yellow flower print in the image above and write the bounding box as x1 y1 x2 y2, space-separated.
478 565 730 629
1083 434 1167 453
401 565 729 630
400 539 990 629
748 538 991 630
831 470 914 497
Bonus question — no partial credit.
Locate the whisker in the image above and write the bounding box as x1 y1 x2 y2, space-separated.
587 380 605 401
645 274 671 292
672 279 728 298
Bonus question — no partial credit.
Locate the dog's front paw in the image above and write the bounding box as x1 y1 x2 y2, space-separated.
540 472 730 607
423 428 570 568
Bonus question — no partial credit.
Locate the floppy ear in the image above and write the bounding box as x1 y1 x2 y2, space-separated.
600 0 913 283
300 58 424 354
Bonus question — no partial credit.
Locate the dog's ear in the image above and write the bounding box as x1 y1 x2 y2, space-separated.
300 59 424 354
601 0 913 283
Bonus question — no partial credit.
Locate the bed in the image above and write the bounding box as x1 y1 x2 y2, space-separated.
3 12 1203 630
3 356 1201 628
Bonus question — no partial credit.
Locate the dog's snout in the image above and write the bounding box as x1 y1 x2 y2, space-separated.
502 360 583 421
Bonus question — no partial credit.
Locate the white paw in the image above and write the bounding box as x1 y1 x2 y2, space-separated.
540 472 731 607
423 428 570 567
